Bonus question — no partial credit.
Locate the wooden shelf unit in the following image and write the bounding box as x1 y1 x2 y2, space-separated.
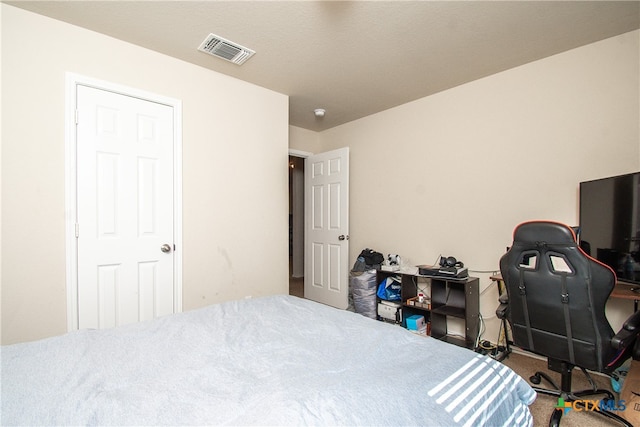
376 270 480 349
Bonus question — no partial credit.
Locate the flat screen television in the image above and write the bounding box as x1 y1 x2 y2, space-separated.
579 172 640 285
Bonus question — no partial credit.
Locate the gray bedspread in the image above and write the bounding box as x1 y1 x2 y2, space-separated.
2 295 535 426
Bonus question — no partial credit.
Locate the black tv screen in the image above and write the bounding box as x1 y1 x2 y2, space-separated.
579 172 640 284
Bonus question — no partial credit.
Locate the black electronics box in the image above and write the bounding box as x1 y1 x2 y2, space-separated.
417 265 469 279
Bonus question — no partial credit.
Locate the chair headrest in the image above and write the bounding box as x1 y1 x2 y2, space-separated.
513 221 576 246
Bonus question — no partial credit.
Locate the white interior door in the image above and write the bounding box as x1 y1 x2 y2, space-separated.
76 85 176 329
304 148 349 309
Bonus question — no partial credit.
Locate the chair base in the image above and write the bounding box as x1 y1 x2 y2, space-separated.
531 369 632 427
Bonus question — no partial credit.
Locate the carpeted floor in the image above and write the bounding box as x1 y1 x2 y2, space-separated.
502 351 627 426
289 275 304 298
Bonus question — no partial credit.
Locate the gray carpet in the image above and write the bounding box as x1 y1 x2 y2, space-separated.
502 351 625 427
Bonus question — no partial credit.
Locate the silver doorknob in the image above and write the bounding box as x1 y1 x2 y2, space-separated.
161 244 172 253
338 235 349 241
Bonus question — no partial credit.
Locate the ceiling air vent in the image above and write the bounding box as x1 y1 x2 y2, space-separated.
197 33 255 65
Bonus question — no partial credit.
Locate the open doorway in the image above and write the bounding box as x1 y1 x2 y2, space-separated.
288 147 349 307
289 155 304 297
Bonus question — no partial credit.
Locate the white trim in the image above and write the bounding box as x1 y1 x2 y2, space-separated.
64 73 183 331
288 149 313 158
64 74 78 331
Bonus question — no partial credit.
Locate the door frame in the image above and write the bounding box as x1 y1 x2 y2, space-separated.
64 73 183 331
289 149 312 281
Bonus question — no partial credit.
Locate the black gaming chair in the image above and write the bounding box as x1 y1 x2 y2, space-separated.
497 221 640 427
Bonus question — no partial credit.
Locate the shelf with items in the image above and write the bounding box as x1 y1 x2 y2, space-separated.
374 272 403 324
401 290 432 333
375 269 479 349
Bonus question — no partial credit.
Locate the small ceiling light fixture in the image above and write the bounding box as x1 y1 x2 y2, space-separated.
314 108 326 118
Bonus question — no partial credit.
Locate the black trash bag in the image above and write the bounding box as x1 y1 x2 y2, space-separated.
352 248 384 272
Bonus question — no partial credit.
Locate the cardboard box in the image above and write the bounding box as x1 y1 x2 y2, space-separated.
406 296 431 310
620 360 640 424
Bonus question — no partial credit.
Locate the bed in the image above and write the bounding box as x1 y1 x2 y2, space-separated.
2 295 535 426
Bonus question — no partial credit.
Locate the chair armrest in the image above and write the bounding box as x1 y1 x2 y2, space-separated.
612 310 640 349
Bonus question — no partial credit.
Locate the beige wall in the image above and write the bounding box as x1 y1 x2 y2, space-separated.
289 125 322 155
2 4 638 346
1 5 289 344
319 30 640 338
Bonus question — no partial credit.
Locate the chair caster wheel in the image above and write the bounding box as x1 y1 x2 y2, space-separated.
530 374 541 384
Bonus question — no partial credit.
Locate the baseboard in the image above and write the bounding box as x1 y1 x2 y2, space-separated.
510 347 547 361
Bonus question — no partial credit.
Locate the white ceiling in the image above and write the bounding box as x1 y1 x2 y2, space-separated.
7 1 640 132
